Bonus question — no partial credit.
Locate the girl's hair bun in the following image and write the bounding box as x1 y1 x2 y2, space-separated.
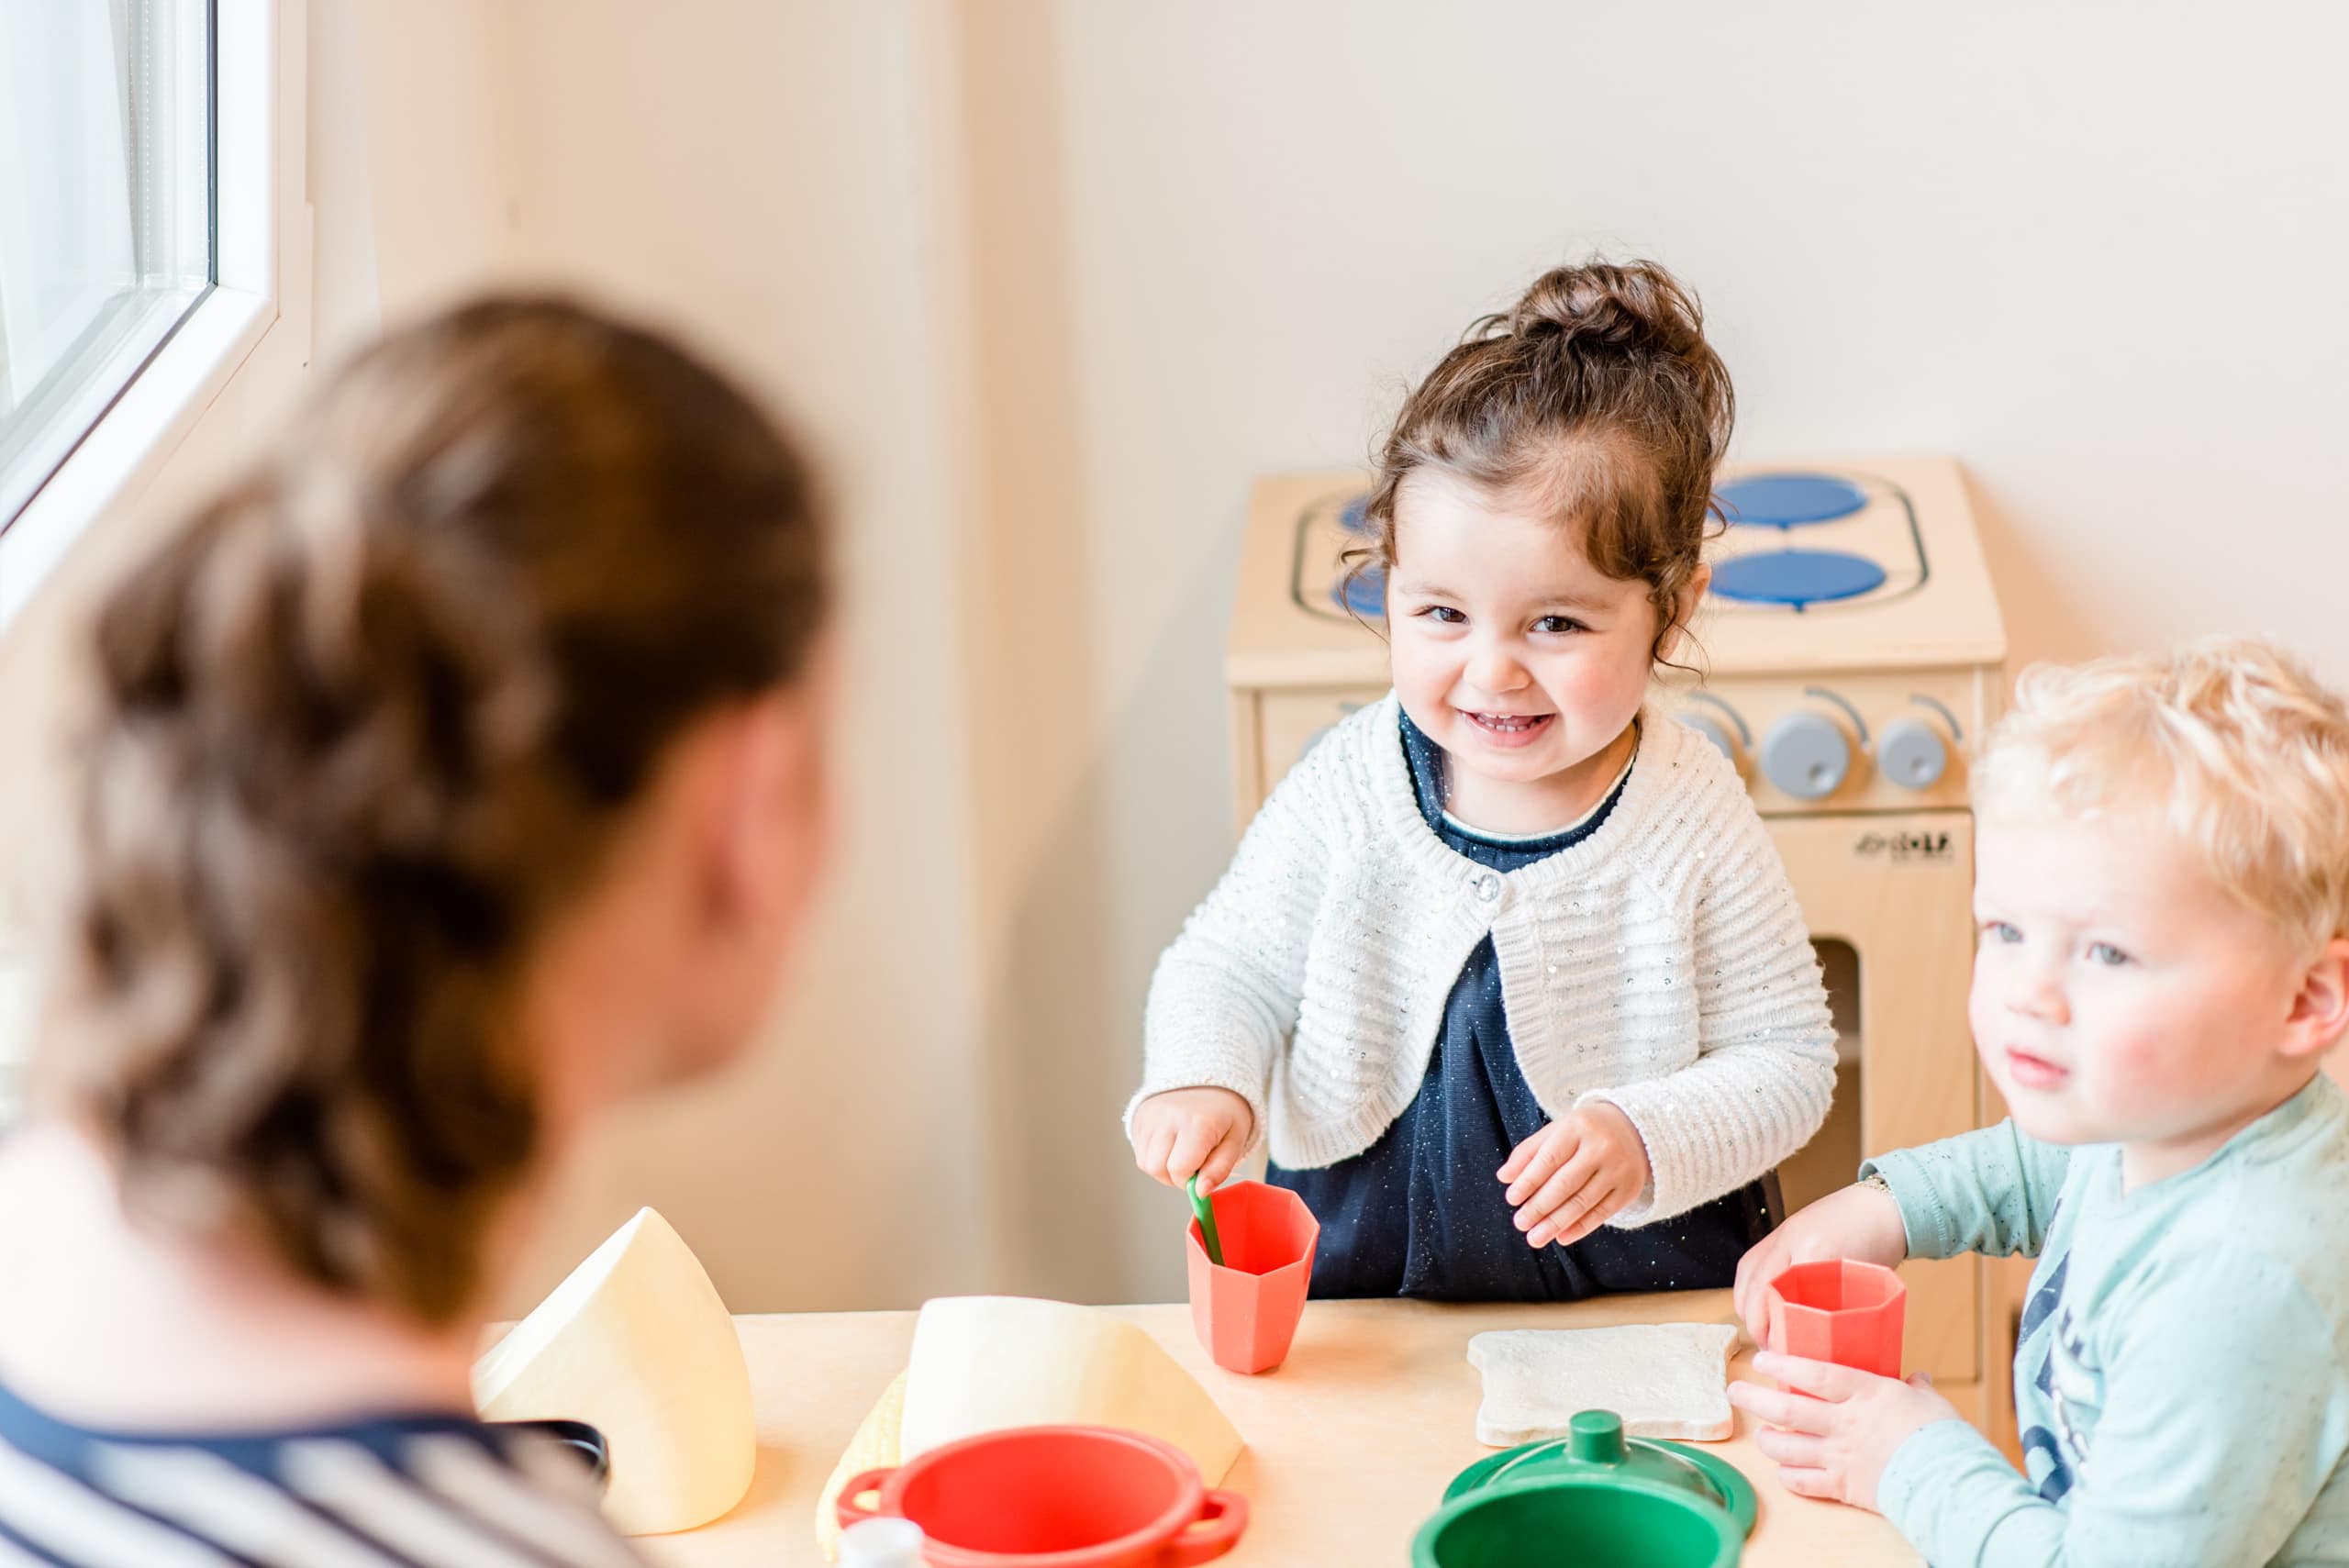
1352 256 1732 674
1504 260 1710 360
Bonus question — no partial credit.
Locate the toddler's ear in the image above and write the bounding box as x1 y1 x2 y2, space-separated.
2282 937 2349 1058
1658 564 1712 664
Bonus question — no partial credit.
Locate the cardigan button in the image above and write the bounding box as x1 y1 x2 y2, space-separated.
1472 871 1502 903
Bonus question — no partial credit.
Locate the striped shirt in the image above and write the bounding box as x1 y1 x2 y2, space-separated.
0 1379 646 1568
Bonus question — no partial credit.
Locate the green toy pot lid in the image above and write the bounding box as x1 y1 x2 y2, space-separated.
1442 1410 1758 1538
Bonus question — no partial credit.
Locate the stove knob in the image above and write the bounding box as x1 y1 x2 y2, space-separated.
1879 715 1951 790
1677 711 1740 766
1760 710 1851 800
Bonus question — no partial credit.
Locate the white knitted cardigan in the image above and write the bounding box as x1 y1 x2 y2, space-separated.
1131 694 1837 1229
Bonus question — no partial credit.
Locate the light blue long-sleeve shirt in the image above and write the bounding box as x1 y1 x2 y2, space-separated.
1866 1074 2349 1567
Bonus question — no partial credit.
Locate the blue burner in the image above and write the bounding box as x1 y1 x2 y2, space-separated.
1711 549 1886 608
1716 473 1867 528
1332 562 1386 618
1337 495 1374 534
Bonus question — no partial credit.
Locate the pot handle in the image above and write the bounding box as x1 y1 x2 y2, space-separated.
834 1468 897 1529
1164 1488 1250 1565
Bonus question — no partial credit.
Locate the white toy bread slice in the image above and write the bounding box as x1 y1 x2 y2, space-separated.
899 1297 1242 1484
815 1372 907 1562
1466 1323 1739 1447
475 1207 755 1535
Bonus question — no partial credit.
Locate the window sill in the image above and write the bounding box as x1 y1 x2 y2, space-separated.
0 284 275 634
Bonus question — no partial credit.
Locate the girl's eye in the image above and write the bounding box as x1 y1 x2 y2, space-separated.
2087 942 2132 967
1980 920 2022 945
1532 616 1589 635
1419 606 1466 625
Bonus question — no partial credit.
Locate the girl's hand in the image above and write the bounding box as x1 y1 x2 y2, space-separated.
1731 1182 1909 1345
1497 1103 1652 1248
1130 1088 1255 1192
1727 1351 1960 1511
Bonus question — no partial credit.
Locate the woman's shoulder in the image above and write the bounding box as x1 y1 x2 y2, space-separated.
0 1385 644 1568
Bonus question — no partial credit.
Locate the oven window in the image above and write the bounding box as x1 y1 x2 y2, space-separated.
1777 938 1861 1216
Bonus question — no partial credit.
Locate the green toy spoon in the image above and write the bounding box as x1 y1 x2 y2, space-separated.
1187 1174 1226 1267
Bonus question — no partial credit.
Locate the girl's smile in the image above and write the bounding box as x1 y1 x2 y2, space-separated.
1460 708 1556 746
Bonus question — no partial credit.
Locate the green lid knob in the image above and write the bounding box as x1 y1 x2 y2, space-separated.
1567 1409 1627 1465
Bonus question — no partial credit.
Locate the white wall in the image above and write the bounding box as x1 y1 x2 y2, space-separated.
11 2 2348 1314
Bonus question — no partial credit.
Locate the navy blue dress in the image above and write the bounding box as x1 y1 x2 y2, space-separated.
1268 713 1780 1301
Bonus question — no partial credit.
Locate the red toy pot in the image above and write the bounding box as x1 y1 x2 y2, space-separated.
836 1424 1247 1566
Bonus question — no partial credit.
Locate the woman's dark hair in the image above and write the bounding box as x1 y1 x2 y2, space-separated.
1351 259 1734 662
46 296 829 1322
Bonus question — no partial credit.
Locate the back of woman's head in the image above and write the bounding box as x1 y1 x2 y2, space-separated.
1357 259 1733 660
45 296 829 1323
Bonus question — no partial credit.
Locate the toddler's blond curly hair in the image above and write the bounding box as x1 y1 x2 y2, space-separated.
1976 636 2349 958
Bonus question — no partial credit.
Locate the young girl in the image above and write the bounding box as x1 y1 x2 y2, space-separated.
1128 261 1837 1300
0 298 832 1563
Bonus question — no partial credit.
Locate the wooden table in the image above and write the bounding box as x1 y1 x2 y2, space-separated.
642 1291 1920 1566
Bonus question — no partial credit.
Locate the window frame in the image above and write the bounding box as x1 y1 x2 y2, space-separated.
0 0 302 631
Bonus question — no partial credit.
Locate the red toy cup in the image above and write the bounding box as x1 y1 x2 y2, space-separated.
1765 1259 1906 1378
1186 1180 1318 1375
836 1424 1247 1567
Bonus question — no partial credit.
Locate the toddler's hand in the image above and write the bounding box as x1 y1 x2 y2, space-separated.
1727 1351 1959 1511
1497 1103 1652 1248
1731 1181 1909 1345
1130 1087 1254 1192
